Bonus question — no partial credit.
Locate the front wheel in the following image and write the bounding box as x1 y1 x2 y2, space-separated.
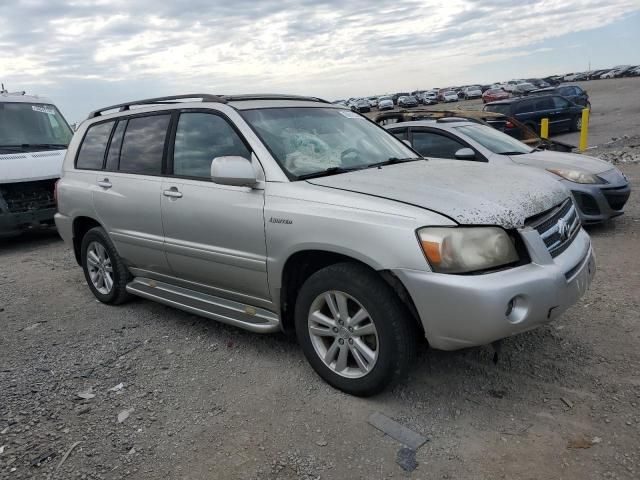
571 115 582 132
81 227 131 304
295 263 417 396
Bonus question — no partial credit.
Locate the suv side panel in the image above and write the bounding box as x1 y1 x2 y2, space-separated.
262 181 456 307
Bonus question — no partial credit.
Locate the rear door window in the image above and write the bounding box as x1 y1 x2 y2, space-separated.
172 113 250 179
76 121 114 170
514 100 535 114
552 97 570 109
535 97 555 111
119 115 171 175
411 131 465 159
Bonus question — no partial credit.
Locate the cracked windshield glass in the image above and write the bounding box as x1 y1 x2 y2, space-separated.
241 107 417 178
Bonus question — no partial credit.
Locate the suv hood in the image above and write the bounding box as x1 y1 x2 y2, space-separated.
0 150 66 184
511 150 612 174
308 160 568 229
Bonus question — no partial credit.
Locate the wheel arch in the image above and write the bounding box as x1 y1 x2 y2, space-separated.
72 216 103 265
277 249 423 337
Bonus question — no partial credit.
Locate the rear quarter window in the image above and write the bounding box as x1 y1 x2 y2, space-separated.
76 121 115 170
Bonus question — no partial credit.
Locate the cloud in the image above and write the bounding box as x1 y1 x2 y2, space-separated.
1 0 638 120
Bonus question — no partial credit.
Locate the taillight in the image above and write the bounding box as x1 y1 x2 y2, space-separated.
54 179 60 205
505 121 515 129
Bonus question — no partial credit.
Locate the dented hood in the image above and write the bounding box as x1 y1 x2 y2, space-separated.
308 160 569 228
0 150 65 184
510 150 612 174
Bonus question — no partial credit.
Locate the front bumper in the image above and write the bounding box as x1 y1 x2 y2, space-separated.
565 171 631 224
0 207 57 238
393 228 595 350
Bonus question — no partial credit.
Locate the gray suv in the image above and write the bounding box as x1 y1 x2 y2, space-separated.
55 94 596 396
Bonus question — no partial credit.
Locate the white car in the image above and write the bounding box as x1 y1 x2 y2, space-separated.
600 69 619 79
463 86 482 99
442 91 459 102
0 90 73 237
377 96 394 111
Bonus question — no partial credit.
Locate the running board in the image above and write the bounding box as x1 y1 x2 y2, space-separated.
126 277 280 333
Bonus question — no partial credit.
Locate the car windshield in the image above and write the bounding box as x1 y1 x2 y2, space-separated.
0 102 73 151
456 124 533 155
241 107 417 179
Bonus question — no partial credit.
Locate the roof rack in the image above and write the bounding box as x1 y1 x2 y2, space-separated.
224 94 330 103
88 93 330 118
88 94 228 118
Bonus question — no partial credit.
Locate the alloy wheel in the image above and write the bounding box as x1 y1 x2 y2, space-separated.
86 241 114 295
307 291 379 378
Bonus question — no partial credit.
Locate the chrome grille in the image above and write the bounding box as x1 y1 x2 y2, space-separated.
528 199 581 257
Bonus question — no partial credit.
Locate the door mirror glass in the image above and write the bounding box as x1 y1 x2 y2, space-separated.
211 156 257 187
454 148 476 160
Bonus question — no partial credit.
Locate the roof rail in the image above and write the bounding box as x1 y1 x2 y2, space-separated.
88 94 228 118
224 94 330 104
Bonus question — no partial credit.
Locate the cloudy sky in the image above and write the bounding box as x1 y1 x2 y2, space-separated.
1 0 639 121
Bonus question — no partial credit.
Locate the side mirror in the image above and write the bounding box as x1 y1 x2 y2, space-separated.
454 148 476 160
211 156 257 187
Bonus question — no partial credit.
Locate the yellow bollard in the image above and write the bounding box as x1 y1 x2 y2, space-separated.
579 108 590 152
540 118 549 139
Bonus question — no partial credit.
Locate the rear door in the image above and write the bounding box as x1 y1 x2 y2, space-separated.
549 96 574 132
160 110 270 303
91 113 172 274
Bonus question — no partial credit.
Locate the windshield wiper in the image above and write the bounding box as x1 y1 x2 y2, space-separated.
297 166 363 180
0 143 67 151
365 157 424 169
498 151 529 156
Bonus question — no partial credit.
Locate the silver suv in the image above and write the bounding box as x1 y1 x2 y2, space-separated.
55 94 596 396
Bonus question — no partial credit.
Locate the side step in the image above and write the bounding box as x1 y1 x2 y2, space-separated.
126 277 280 333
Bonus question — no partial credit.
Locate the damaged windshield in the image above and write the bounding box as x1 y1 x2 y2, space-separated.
0 102 73 152
241 107 418 179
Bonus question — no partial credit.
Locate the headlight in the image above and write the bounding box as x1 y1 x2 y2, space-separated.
417 227 519 274
547 168 605 184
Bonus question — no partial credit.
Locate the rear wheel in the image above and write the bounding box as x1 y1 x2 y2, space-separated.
81 227 131 304
295 263 417 396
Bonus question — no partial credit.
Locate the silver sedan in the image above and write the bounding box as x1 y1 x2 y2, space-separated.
386 119 630 224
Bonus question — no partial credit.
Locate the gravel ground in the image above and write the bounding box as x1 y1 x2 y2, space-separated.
1 163 639 478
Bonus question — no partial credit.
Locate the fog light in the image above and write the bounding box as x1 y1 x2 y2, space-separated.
505 299 515 317
505 295 528 324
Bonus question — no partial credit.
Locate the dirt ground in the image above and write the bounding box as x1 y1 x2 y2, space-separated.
1 132 640 479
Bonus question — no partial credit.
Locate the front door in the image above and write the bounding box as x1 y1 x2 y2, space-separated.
160 111 270 304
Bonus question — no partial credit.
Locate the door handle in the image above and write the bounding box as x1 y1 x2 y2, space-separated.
163 188 183 198
97 179 112 189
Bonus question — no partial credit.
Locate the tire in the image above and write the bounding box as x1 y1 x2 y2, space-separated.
81 226 131 305
294 262 417 396
570 115 582 132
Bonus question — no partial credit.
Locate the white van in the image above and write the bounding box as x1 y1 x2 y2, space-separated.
0 90 73 237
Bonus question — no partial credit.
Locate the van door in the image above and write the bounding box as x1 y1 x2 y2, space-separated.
160 111 270 305
91 114 172 274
